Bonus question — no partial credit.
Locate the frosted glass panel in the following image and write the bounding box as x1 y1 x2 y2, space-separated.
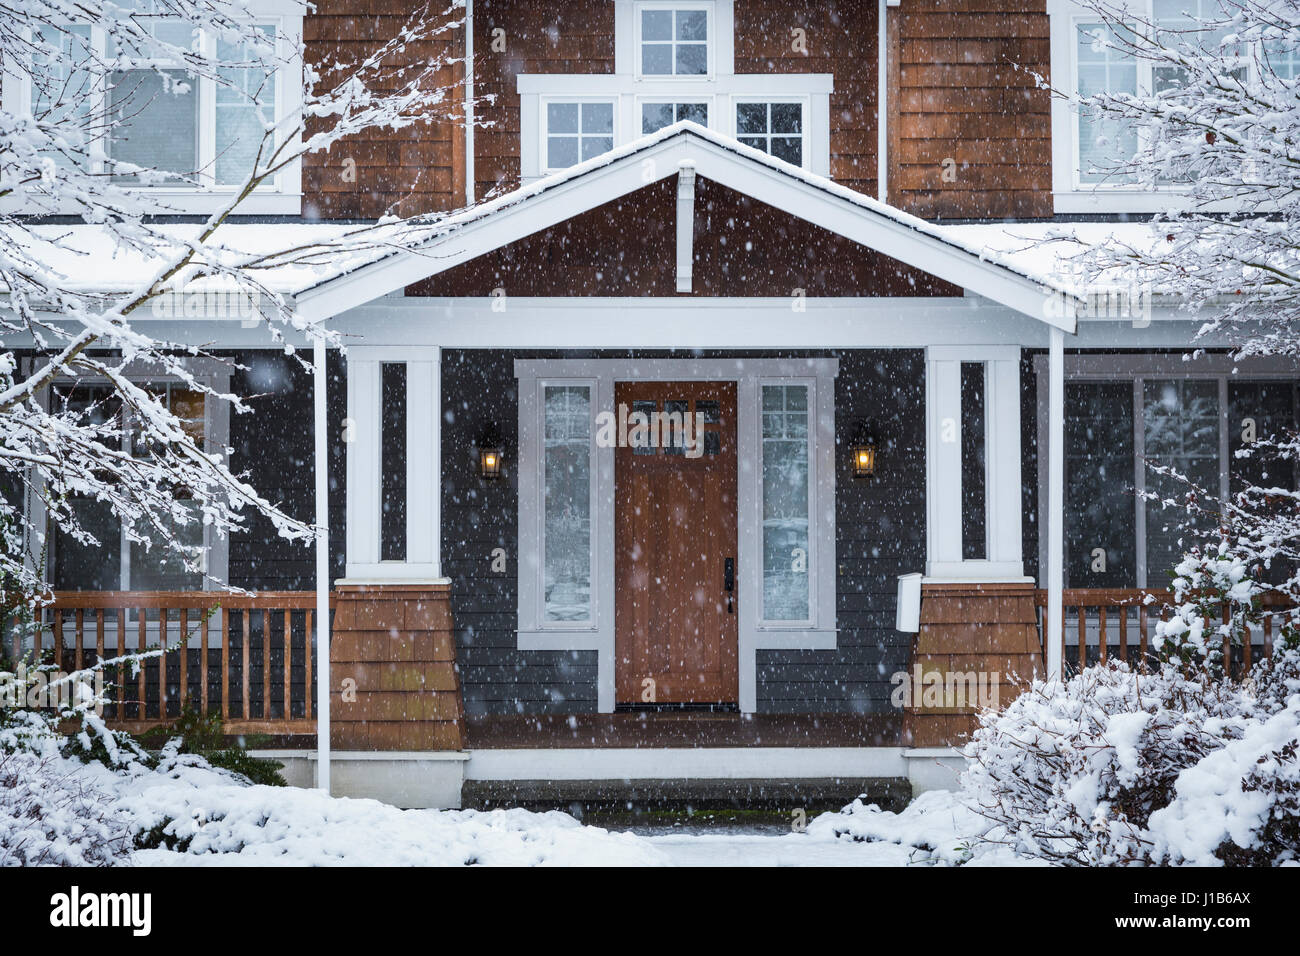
762 385 810 621
1076 23 1137 184
108 69 198 179
216 27 276 184
544 386 592 622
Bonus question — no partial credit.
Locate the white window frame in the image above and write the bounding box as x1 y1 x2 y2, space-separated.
1049 0 1264 214
26 357 233 593
515 357 838 714
537 95 621 175
731 95 811 170
924 346 1025 581
1033 352 1300 589
517 0 832 179
343 346 442 582
0 2 304 216
633 1 717 80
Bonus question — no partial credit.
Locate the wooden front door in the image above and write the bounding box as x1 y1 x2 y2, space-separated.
615 381 738 705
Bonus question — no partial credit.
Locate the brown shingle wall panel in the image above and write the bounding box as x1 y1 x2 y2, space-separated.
895 0 1052 219
408 176 963 298
303 0 463 219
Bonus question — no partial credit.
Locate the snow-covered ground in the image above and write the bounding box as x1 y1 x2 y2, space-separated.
3 744 1032 867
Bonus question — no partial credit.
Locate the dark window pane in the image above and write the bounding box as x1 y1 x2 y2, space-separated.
771 137 802 165
53 498 121 591
676 43 707 74
642 102 674 134
1229 381 1298 585
1065 382 1136 587
771 102 802 133
381 363 407 562
736 103 767 135
1143 379 1219 584
678 102 708 125
961 362 987 560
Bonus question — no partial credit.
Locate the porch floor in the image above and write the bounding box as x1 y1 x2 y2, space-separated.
464 712 902 749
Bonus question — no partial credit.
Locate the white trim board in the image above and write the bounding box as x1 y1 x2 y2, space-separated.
294 124 1080 329
463 746 908 781
515 357 839 714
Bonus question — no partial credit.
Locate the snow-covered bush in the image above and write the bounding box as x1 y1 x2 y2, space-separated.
0 748 136 866
963 661 1260 865
1153 542 1264 676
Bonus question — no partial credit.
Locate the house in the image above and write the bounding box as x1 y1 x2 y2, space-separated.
7 0 1296 810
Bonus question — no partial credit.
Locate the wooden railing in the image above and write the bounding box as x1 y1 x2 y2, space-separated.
4 591 331 736
1034 588 1287 676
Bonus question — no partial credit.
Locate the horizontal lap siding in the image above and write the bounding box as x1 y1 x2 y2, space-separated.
441 349 924 716
224 351 348 590
894 0 1051 219
303 1 463 219
757 350 926 714
734 0 879 200
441 350 598 714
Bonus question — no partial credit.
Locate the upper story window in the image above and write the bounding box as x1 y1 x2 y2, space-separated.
736 100 805 167
1049 0 1268 213
517 0 832 180
545 100 615 170
1 2 303 215
637 4 711 77
640 100 709 134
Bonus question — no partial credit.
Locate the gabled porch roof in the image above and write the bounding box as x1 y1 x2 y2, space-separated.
294 122 1081 331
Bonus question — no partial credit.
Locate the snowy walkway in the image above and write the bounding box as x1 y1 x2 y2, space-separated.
643 832 919 866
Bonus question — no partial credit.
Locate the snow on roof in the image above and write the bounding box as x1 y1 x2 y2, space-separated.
3 123 1163 306
941 221 1170 297
295 121 1085 301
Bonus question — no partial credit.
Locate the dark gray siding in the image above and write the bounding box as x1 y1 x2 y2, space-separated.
224 349 347 590
1021 349 1041 586
442 350 598 715
757 350 926 714
441 348 927 716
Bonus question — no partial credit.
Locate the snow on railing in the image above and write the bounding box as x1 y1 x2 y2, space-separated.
1033 588 1285 678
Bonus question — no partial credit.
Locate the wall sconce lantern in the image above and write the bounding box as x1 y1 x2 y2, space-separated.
477 428 505 479
849 422 877 479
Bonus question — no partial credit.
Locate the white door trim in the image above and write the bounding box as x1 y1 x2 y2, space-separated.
515 356 839 713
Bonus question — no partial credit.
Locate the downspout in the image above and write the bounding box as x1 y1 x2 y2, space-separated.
878 0 899 203
878 0 887 202
464 0 475 206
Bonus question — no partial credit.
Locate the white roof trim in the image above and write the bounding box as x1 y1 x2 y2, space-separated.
295 122 1079 330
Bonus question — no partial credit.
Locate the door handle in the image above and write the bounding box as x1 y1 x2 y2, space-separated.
724 557 735 614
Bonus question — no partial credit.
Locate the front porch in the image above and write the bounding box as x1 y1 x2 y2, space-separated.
11 585 1288 742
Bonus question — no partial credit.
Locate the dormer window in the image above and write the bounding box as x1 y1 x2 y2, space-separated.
640 100 709 134
637 4 711 77
517 0 831 179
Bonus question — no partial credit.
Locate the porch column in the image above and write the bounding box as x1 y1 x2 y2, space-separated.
1046 327 1065 679
314 335 331 793
335 345 465 774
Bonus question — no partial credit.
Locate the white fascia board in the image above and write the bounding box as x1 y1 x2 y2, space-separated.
679 144 1075 330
